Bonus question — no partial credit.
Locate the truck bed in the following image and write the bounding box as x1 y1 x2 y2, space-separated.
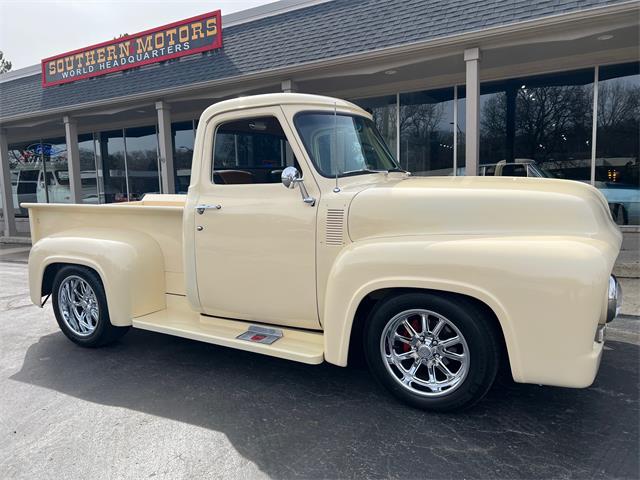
23 194 186 295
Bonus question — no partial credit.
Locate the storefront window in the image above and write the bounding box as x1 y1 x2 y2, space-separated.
172 120 196 193
353 95 397 161
480 69 594 180
7 138 69 212
77 133 100 204
125 126 160 201
8 142 41 216
400 88 455 175
99 130 127 203
39 137 69 204
596 62 640 225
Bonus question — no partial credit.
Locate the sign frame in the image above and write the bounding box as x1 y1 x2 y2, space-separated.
41 10 222 87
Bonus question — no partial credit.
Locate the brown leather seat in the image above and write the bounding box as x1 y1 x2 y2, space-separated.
215 170 255 184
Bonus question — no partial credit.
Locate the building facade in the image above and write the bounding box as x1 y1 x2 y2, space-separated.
0 0 638 237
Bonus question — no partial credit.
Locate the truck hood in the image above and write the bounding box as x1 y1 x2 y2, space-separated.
347 176 622 244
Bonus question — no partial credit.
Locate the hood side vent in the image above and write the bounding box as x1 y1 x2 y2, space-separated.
326 209 345 246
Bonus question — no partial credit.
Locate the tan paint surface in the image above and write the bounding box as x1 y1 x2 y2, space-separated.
25 93 622 390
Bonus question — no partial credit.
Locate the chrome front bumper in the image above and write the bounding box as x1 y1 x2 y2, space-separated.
606 275 622 323
596 276 622 344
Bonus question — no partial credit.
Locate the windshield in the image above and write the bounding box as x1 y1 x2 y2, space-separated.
294 112 401 177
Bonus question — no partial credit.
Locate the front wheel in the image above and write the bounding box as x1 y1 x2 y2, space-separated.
364 292 500 412
52 265 129 347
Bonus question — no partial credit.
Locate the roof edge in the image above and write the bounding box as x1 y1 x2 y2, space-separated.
0 0 637 123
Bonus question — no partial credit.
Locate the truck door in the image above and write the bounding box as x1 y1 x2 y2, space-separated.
193 107 321 330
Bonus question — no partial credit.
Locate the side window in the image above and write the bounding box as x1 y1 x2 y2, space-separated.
212 116 299 184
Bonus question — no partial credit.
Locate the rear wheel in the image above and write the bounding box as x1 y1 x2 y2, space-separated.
364 292 500 412
52 265 129 347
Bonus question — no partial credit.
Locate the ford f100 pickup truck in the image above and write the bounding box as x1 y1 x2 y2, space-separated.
25 93 623 412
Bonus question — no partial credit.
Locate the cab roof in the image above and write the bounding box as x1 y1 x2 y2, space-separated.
199 93 369 120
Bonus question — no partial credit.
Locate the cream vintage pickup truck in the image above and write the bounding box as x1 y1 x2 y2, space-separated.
25 93 623 412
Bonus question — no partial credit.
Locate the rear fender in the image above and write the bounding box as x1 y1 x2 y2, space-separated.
29 228 166 326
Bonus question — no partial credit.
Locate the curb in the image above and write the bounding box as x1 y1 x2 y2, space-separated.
0 236 32 245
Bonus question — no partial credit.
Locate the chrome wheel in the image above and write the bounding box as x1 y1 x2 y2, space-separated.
57 275 99 337
380 309 470 397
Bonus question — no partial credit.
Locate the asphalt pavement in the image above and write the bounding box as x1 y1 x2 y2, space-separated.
1 247 639 479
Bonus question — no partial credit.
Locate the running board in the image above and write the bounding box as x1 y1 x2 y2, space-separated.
132 295 324 364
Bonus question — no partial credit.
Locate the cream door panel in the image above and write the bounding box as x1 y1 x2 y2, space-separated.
194 107 320 330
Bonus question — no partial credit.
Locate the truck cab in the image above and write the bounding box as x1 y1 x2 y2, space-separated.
24 94 623 412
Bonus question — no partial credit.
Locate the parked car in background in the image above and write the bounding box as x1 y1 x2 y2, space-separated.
24 94 623 412
0 168 39 216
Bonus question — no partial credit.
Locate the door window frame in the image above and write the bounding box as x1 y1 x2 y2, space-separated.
198 106 320 195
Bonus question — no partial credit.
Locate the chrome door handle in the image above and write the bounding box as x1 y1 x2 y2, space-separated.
196 204 222 214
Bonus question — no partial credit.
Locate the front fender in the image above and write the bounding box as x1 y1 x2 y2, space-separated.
29 227 166 326
323 235 618 387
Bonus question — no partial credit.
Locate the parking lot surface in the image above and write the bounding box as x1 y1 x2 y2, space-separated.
1 248 639 479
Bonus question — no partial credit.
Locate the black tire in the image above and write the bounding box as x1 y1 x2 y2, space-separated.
364 292 500 412
52 265 129 347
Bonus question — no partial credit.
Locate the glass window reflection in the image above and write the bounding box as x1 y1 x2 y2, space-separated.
125 126 160 201
77 133 100 204
479 69 594 181
8 142 41 216
353 95 397 161
400 88 455 175
99 130 127 203
172 121 195 193
596 63 640 225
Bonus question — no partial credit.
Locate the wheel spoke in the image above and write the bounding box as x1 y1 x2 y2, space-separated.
435 359 455 379
68 307 81 331
394 333 412 345
442 349 465 361
402 320 418 339
431 318 445 337
439 336 461 348
402 360 421 385
420 313 428 335
427 364 437 384
394 351 415 361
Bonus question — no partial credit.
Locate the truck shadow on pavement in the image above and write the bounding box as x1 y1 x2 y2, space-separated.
11 329 640 479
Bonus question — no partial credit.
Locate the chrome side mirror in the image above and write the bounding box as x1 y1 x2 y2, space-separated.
281 166 315 206
281 166 300 189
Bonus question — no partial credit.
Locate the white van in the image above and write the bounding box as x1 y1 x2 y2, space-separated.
36 168 100 204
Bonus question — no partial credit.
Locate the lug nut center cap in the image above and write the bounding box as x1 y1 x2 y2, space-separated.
417 345 433 359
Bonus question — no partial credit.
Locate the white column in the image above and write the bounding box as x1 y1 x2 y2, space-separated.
156 101 175 194
0 129 17 237
63 116 83 203
281 79 297 93
590 66 599 185
464 47 481 176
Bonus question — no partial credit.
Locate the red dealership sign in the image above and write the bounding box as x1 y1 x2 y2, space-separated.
41 10 222 87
